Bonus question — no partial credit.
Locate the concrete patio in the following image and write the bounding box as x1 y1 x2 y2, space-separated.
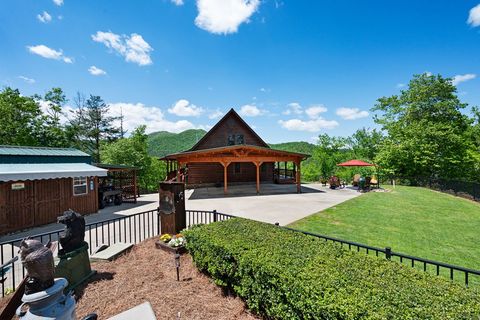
185 183 361 225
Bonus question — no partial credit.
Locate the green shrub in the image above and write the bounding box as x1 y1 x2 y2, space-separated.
184 218 480 319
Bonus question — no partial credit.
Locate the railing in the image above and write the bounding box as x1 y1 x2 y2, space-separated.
2 207 479 298
281 225 480 287
0 208 160 298
383 176 480 202
186 209 235 226
185 210 480 288
274 168 295 179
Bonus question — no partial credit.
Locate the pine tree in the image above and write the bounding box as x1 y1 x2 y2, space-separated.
70 94 120 162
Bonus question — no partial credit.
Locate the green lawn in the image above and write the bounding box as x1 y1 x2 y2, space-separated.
289 186 480 271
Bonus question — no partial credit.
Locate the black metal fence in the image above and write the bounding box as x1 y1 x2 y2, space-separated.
383 176 480 202
178 210 480 288
186 209 235 225
1 208 478 298
281 226 480 287
1 208 160 298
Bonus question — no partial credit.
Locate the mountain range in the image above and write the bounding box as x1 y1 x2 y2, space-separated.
147 129 315 157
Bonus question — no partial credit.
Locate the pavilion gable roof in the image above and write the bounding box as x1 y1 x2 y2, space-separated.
189 109 269 151
163 144 309 161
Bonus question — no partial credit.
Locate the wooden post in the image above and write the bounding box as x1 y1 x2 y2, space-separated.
222 162 230 194
296 161 301 193
176 162 181 182
133 169 138 203
255 162 262 194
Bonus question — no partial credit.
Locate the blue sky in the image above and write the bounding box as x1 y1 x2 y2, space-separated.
1 0 480 143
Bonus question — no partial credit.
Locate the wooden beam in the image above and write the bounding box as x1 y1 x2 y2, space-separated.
296 161 301 193
133 170 138 202
177 156 301 164
255 162 262 194
222 162 230 194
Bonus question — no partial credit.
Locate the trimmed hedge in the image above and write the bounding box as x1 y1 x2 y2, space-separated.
184 218 480 319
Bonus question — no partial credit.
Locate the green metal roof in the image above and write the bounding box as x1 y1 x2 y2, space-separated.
0 163 107 182
0 145 89 157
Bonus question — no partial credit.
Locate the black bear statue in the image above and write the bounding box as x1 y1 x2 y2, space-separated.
58 209 86 255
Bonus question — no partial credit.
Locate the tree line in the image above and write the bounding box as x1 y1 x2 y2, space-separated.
1 72 479 189
0 87 164 191
303 73 480 183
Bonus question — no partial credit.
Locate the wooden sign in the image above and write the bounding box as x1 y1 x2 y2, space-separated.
11 182 25 190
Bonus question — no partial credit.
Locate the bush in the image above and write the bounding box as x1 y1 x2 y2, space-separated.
184 219 480 319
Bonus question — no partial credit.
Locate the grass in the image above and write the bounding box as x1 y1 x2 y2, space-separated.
289 186 480 271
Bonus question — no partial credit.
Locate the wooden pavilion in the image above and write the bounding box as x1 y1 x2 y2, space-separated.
161 109 309 194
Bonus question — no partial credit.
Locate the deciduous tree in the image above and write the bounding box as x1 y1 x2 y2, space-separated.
372 73 474 179
0 87 42 146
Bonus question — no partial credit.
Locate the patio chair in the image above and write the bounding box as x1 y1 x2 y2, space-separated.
370 176 378 189
352 174 361 186
329 176 341 189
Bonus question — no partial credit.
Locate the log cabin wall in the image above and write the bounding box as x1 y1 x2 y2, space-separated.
0 177 98 235
186 162 274 186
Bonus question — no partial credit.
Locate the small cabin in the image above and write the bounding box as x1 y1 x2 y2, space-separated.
0 146 107 235
162 109 309 194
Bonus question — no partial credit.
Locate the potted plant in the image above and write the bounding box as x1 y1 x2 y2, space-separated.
155 233 186 254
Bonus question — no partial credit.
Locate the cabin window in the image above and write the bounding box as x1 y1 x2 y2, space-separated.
227 134 235 145
236 134 244 145
234 163 241 174
73 177 88 195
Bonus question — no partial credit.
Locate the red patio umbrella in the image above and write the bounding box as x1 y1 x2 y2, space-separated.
337 159 376 167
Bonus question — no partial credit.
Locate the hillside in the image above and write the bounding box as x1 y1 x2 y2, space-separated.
269 141 315 155
147 130 316 158
147 129 206 157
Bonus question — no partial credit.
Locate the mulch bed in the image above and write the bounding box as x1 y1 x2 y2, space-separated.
0 238 259 319
75 238 259 319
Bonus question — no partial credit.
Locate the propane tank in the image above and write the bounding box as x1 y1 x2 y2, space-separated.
17 278 76 320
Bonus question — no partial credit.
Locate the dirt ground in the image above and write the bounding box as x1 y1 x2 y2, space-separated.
0 238 259 320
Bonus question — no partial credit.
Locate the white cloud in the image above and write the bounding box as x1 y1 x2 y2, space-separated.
195 0 260 34
239 104 263 117
37 11 52 23
37 100 199 134
171 0 184 5
53 0 63 5
396 83 406 88
27 45 73 63
468 4 480 27
209 109 224 119
168 99 204 117
283 102 303 115
88 66 107 76
336 107 369 120
452 73 476 86
109 103 197 133
18 76 35 84
92 31 153 66
278 118 339 132
305 105 327 119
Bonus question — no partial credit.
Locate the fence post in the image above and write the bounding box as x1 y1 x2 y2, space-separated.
385 247 392 260
157 206 161 235
213 210 217 222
